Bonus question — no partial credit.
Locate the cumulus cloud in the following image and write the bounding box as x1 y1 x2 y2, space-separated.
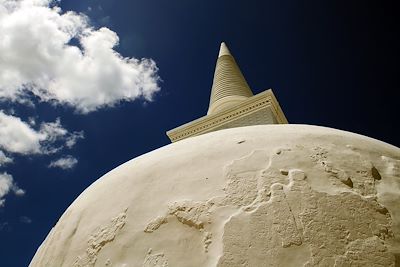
0 110 83 155
0 0 160 113
0 172 25 207
48 155 78 170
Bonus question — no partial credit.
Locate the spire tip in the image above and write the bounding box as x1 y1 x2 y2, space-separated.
218 42 231 57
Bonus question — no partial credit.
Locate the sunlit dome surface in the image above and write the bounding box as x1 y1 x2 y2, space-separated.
30 125 400 267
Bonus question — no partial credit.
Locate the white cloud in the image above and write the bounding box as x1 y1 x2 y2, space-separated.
48 155 78 170
14 187 25 196
0 110 43 154
0 150 13 166
28 117 36 126
0 0 160 113
65 130 84 148
0 110 83 155
0 172 24 207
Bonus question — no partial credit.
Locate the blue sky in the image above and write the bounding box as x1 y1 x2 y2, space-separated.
0 0 398 266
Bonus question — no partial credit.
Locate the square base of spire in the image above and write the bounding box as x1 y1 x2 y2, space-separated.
166 89 288 142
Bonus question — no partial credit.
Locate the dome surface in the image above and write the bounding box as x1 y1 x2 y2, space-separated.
30 125 400 267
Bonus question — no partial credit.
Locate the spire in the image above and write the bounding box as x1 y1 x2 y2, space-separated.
167 41 288 142
207 42 253 114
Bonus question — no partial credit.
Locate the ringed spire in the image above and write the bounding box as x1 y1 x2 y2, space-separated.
207 42 254 114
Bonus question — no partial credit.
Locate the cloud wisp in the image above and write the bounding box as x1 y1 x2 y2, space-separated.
0 172 25 207
19 216 32 224
0 0 160 113
48 155 78 170
0 151 13 166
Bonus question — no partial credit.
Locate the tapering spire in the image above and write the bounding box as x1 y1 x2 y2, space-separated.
167 41 288 142
207 42 253 114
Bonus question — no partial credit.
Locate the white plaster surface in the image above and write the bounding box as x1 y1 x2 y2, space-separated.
30 125 400 267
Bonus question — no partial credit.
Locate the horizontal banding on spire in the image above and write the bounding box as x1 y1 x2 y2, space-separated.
208 42 253 114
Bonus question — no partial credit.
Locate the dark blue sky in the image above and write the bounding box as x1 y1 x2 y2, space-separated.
0 1 398 266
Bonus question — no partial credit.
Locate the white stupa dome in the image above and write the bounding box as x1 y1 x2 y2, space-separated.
30 125 400 267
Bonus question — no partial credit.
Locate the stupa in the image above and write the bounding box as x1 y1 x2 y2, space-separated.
30 43 400 267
